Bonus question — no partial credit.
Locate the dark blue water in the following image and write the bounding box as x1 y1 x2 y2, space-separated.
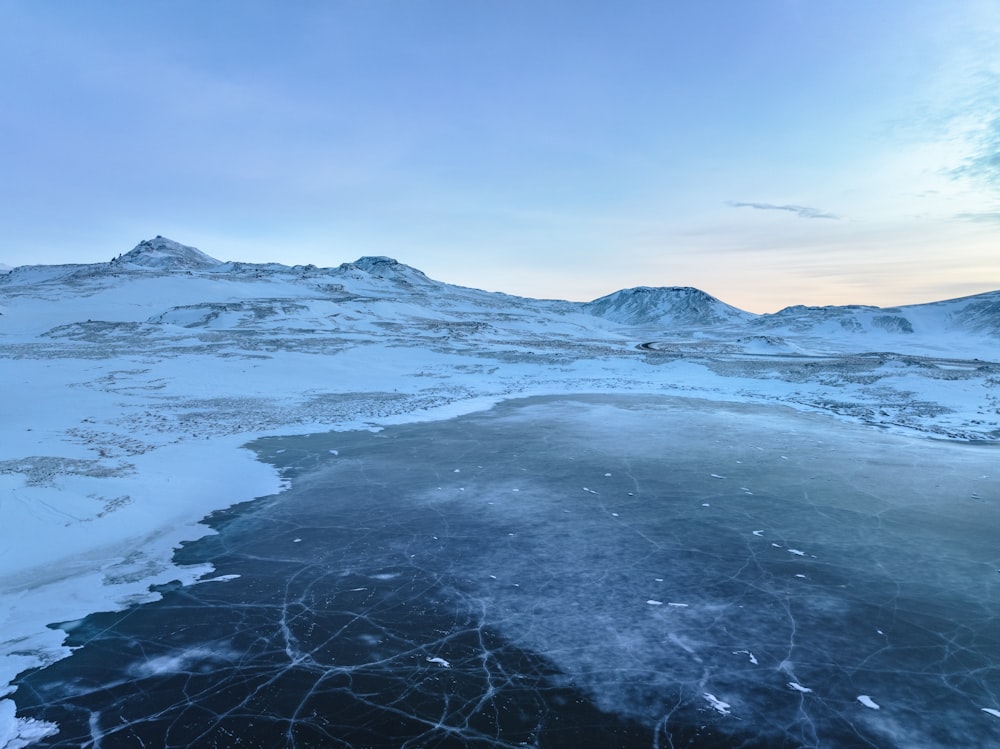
12 396 1000 747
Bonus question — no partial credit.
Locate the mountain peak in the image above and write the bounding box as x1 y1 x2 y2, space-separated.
118 236 222 270
340 256 432 284
353 255 401 271
585 286 754 327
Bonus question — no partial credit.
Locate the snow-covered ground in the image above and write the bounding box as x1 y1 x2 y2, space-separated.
1 237 998 746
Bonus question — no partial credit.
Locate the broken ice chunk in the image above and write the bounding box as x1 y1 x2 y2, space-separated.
703 693 731 715
733 650 758 665
787 682 812 693
426 656 451 668
857 695 880 710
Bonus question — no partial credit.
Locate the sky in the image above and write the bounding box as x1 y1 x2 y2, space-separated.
1 0 999 312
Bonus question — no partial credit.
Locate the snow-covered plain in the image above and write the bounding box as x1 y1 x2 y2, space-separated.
1 237 998 746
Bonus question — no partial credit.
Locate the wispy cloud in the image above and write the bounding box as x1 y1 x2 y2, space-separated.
950 115 1000 187
954 210 1000 223
941 69 1000 190
726 201 839 220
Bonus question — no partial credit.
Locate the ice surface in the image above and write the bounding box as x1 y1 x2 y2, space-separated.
9 396 1000 748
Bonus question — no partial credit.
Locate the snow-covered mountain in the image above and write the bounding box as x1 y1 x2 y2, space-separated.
6 236 997 350
584 286 754 327
744 293 1000 355
927 290 1000 337
337 255 439 287
115 235 223 270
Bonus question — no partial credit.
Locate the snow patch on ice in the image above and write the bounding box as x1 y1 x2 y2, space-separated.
0 699 58 749
199 574 240 583
703 693 731 715
733 649 758 665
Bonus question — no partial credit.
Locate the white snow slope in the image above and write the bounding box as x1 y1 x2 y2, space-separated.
1 236 998 745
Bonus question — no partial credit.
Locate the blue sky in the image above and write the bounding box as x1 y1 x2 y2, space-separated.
2 1 998 311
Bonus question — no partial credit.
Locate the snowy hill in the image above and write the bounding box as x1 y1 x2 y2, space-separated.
585 286 754 327
924 289 1000 337
747 292 1000 355
338 255 437 287
117 235 223 270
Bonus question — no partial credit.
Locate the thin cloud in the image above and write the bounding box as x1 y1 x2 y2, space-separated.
944 70 1000 189
726 201 839 220
954 211 1000 223
951 115 1000 186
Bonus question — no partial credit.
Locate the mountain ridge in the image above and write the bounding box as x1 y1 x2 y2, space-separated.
2 237 998 342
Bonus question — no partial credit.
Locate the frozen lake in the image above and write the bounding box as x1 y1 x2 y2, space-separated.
12 395 1000 747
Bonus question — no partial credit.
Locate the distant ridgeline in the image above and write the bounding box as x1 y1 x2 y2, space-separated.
2 235 999 340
